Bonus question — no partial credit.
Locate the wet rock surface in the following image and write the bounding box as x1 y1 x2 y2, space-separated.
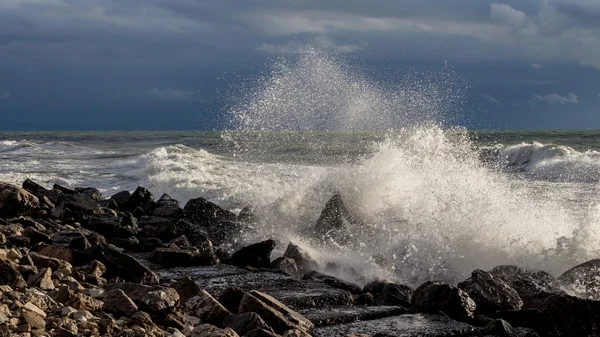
1 181 598 337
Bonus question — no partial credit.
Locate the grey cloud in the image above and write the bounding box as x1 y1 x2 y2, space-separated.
0 92 11 99
482 94 501 105
531 93 578 105
147 88 193 102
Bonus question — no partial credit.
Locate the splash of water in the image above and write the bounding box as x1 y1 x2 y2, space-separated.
218 46 600 286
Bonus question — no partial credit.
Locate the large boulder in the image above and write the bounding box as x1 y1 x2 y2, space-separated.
230 240 276 269
86 243 159 285
557 259 600 300
363 279 413 307
102 289 138 317
0 182 40 217
238 290 314 335
153 194 184 219
186 290 231 326
303 271 362 294
458 269 523 316
171 276 201 304
489 265 564 306
183 198 238 244
314 193 356 234
411 281 476 321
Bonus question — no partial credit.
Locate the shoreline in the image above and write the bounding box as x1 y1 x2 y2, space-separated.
0 179 598 337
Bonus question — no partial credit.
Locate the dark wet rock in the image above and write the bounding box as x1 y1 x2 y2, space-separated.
222 312 273 336
170 234 192 248
303 271 362 294
283 243 319 276
497 292 600 337
56 194 104 220
230 240 276 269
52 229 97 248
489 265 563 304
8 235 30 247
458 269 523 316
153 195 184 219
53 184 75 195
171 276 201 304
313 313 476 337
411 281 476 321
103 289 139 317
363 280 413 307
354 293 374 306
239 290 314 334
22 179 46 197
218 287 247 314
0 182 40 217
151 246 219 268
270 257 299 277
22 226 51 245
133 237 165 252
557 259 600 300
482 319 516 337
155 310 191 331
0 260 27 289
186 290 232 326
314 193 356 237
139 215 171 228
514 327 541 337
87 243 159 285
84 213 122 237
74 187 102 201
184 197 237 226
300 306 408 327
130 186 154 213
110 190 132 211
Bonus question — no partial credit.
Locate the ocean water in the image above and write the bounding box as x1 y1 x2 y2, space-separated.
2 48 600 287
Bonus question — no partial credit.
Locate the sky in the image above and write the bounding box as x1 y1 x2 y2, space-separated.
1 0 600 130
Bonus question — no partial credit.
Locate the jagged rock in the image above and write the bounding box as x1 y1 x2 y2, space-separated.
110 191 132 212
103 289 138 317
27 252 72 271
69 293 103 311
55 194 103 220
0 182 40 217
171 277 201 304
239 290 314 334
184 198 237 226
222 313 273 336
186 290 231 326
21 310 45 330
51 230 95 248
169 235 192 249
411 281 476 321
489 265 563 303
363 280 413 307
7 235 30 247
141 287 180 313
230 240 276 269
218 287 247 314
52 285 73 304
151 246 219 268
34 244 77 264
303 271 362 294
557 259 600 300
86 243 159 285
155 311 191 331
314 193 356 237
238 206 257 223
283 243 319 275
129 186 154 213
27 267 54 290
0 260 27 289
84 214 122 237
458 269 523 316
270 257 299 277
153 195 184 219
74 187 102 201
192 324 239 337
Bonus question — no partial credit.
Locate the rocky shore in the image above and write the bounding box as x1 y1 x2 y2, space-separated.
0 179 599 337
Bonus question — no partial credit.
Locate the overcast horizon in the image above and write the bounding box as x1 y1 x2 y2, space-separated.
1 0 600 130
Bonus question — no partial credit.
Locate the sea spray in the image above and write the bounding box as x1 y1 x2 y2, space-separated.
220 45 600 286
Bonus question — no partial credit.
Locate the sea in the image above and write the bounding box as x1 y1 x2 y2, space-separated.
1 49 599 288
